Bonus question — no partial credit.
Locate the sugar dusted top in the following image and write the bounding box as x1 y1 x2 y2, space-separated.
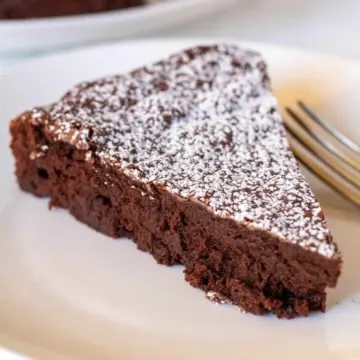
27 44 339 259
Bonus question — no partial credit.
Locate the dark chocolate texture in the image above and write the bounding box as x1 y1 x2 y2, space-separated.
10 44 342 318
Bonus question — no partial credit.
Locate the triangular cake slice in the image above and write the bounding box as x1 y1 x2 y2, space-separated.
10 44 342 318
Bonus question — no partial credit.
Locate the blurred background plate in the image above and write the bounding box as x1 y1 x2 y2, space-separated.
0 0 238 55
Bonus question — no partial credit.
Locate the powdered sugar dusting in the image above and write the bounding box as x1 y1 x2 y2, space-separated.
206 291 232 305
28 44 339 259
206 291 246 313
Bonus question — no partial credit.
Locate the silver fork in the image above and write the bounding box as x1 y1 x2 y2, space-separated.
284 101 360 207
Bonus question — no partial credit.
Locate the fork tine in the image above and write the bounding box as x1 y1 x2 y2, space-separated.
285 106 360 174
285 109 360 189
298 101 360 154
285 128 360 207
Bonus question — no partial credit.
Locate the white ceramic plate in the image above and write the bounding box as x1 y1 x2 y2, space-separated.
0 0 237 54
1 39 360 360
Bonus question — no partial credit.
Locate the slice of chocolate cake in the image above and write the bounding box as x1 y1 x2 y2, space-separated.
9 44 342 318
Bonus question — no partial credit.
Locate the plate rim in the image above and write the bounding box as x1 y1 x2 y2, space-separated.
0 0 239 54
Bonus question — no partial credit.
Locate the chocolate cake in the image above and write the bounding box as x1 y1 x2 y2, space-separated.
0 0 145 19
9 44 342 318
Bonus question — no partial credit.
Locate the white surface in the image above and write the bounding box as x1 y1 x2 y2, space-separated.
1 39 360 360
0 349 28 360
0 0 237 54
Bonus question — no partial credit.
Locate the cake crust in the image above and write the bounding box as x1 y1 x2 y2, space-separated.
10 44 342 318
